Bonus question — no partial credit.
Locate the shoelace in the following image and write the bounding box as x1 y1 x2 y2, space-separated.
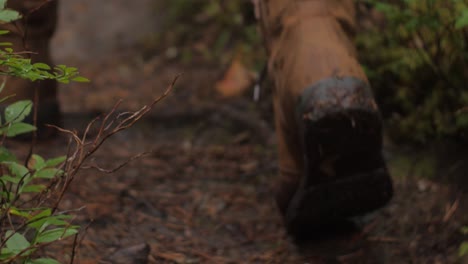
253 64 267 102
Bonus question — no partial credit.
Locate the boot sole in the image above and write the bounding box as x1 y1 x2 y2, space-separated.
286 77 393 237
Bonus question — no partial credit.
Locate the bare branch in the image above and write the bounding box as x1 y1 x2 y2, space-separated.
81 151 151 174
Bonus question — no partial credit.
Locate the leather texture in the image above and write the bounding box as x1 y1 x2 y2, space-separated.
256 0 392 225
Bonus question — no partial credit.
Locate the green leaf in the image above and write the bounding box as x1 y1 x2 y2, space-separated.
0 9 21 23
28 209 52 228
33 63 51 70
36 227 78 243
0 0 6 8
3 162 29 179
2 122 37 137
26 258 61 264
8 207 32 218
374 2 397 15
56 78 70 84
22 184 46 193
461 226 468 235
65 66 77 73
456 9 468 29
0 146 17 162
29 154 46 170
34 168 63 179
0 190 9 199
5 231 30 253
460 242 468 257
45 156 66 167
71 76 90 82
0 248 15 260
4 100 32 123
0 175 20 184
30 214 73 233
29 209 52 220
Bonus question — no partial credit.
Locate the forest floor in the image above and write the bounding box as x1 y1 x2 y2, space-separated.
6 1 468 263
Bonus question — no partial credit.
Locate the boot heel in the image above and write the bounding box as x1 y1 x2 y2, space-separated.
285 77 393 237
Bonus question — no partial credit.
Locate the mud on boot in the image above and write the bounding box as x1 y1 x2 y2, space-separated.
284 77 393 238
254 0 393 239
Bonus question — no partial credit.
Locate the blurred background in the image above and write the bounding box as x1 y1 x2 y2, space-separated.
54 0 468 141
26 0 468 262
53 0 468 186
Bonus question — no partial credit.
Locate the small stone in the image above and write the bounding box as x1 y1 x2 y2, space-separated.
417 180 429 192
103 243 150 264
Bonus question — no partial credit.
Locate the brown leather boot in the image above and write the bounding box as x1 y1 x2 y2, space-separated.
0 0 60 138
256 0 393 237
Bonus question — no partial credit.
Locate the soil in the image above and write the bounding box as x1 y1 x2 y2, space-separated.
5 1 468 263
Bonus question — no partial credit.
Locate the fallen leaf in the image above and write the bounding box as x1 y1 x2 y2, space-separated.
215 59 254 98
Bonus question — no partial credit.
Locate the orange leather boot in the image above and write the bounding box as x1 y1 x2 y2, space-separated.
256 0 393 237
1 0 60 138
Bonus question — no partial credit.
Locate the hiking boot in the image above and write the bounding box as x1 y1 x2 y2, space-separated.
0 0 60 139
256 0 393 237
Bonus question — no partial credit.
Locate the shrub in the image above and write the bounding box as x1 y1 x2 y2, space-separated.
0 2 87 263
357 0 468 143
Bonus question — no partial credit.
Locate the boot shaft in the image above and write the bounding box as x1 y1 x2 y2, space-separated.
256 1 389 216
257 0 365 92
257 0 369 174
257 0 357 53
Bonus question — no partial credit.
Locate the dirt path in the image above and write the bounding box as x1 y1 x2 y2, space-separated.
8 1 468 263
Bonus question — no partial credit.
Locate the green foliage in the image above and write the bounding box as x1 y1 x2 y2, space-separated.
0 40 89 84
0 149 77 264
357 0 468 143
152 0 263 67
0 0 20 23
0 2 87 263
459 227 468 257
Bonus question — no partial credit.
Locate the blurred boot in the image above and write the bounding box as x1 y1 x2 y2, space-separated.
1 0 60 138
257 0 393 237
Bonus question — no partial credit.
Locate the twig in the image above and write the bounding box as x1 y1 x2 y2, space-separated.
21 0 56 53
93 99 123 147
443 198 459 223
81 151 151 173
337 249 364 263
25 85 39 168
70 233 78 264
75 220 94 263
367 236 400 243
46 76 178 213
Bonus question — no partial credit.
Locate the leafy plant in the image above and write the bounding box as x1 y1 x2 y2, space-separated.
0 1 174 263
0 2 88 263
459 226 468 257
357 0 468 143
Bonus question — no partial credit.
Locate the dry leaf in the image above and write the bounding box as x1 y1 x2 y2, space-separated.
155 252 187 263
215 59 254 98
